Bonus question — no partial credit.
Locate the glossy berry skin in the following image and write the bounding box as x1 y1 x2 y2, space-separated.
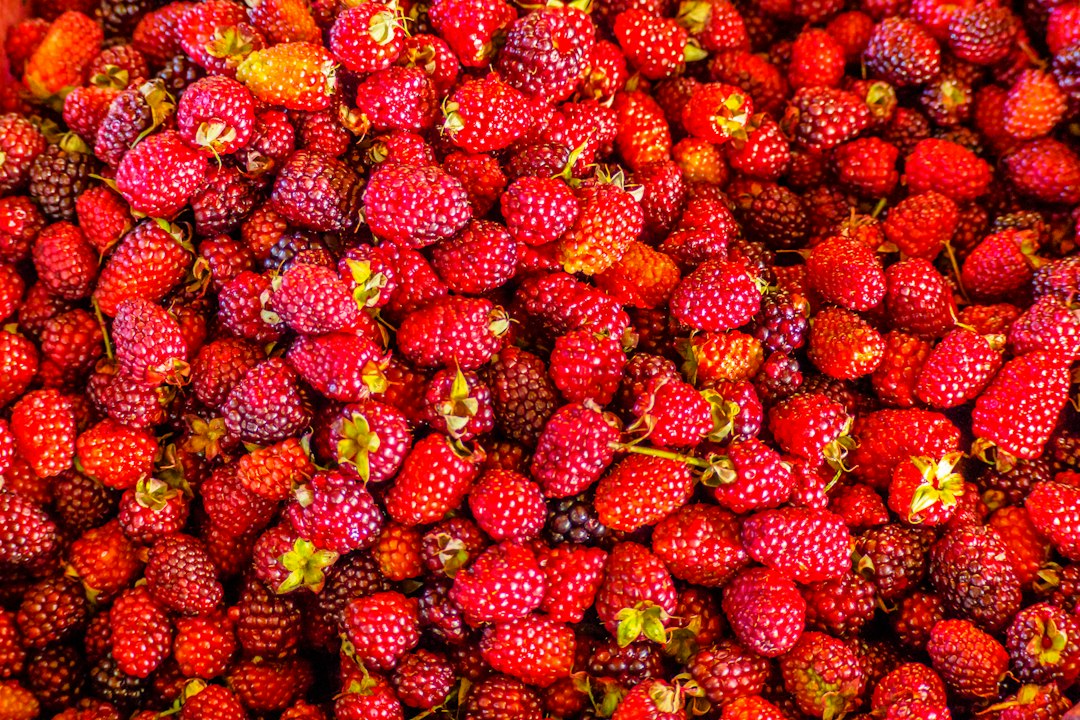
780 633 866 718
551 330 627 407
10 388 74 479
864 17 941 87
930 524 1022 633
927 619 1008 699
112 298 188 385
385 434 483 527
741 507 851 583
595 542 677 636
688 640 770 706
469 469 545 541
480 613 575 688
536 544 607 623
972 352 1070 460
722 567 806 658
330 3 404 73
177 75 255 155
450 541 546 626
709 438 794 515
807 235 886 312
271 150 363 232
916 328 1001 409
612 679 687 720
531 402 618 498
614 10 690 81
235 42 337 111
594 454 695 532
287 471 384 554
343 591 419 671
115 130 207 218
670 260 760 331
1027 481 1080 561
397 297 508 370
497 6 595 102
364 164 471 249
501 176 580 246
110 585 172 679
31 222 97 301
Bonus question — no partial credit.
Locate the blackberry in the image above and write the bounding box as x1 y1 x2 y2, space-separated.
418 579 468 645
864 17 941 87
51 469 119 536
504 141 570 181
464 675 543 720
26 644 84 711
544 492 613 547
0 611 25 678
144 534 223 615
586 639 666 689
99 0 162 37
155 54 204 95
736 184 810 250
309 553 389 649
0 114 47 194
1048 425 1080 473
234 577 303 659
852 525 934 603
753 352 803 405
484 347 560 448
976 457 1051 509
615 352 680 413
930 524 1022 633
391 649 455 710
89 653 147 712
789 86 871 151
28 138 97 221
890 591 945 649
94 84 156 168
263 231 335 272
687 639 770 705
752 289 809 354
191 164 259 237
496 8 591 102
16 576 90 649
270 150 364 232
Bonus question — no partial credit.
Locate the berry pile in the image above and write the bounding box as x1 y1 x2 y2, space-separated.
0 0 1079 716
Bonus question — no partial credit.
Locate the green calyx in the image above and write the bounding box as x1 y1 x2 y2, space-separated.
431 533 470 577
368 10 401 45
702 389 740 443
276 538 339 594
488 307 512 338
437 367 479 438
907 453 965 519
676 0 711 33
441 100 464 136
90 64 130 91
345 258 389 309
133 476 178 512
1027 615 1069 666
195 120 238 152
205 26 255 61
712 92 750 139
615 603 671 647
336 411 381 483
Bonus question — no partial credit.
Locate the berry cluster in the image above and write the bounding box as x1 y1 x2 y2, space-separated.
0 0 1078 718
